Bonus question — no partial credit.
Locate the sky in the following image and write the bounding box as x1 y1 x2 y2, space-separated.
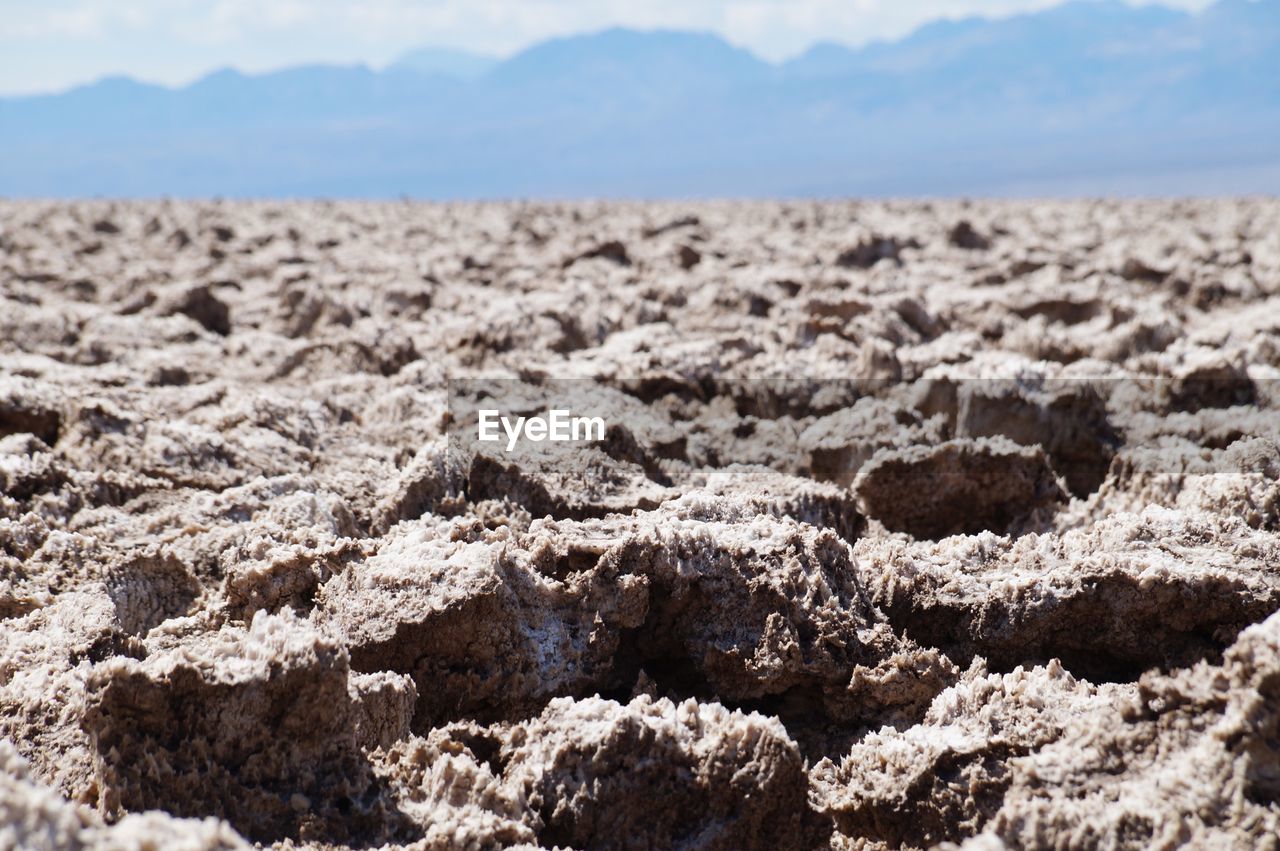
0 0 1217 97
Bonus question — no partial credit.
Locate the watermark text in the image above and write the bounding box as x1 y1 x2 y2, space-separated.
478 409 606 451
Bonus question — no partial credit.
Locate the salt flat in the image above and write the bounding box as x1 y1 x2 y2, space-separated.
1 199 1278 849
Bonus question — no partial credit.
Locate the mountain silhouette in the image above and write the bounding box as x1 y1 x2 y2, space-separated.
1 0 1276 197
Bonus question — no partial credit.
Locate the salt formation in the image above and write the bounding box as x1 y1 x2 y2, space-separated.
1 199 1277 848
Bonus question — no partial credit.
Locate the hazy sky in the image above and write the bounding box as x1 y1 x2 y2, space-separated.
1 0 1216 96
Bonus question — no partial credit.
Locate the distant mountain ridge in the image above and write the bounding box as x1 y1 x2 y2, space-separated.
2 0 1277 197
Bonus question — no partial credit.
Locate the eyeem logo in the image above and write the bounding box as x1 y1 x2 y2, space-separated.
478 409 606 452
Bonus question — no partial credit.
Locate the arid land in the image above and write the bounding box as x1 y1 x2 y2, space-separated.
1 199 1278 849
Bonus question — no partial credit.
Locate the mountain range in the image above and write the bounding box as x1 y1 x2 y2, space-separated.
2 0 1277 197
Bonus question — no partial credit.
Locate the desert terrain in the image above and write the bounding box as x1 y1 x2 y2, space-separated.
1 199 1278 849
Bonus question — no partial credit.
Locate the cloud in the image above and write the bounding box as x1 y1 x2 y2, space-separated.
0 3 119 41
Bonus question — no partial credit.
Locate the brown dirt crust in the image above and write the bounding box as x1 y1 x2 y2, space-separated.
1 199 1278 849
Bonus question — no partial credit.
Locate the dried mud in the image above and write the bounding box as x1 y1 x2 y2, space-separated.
1 199 1279 850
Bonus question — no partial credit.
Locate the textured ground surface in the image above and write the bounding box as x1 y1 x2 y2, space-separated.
1 199 1279 849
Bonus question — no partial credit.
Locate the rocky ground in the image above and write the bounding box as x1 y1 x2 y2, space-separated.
1 199 1278 850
